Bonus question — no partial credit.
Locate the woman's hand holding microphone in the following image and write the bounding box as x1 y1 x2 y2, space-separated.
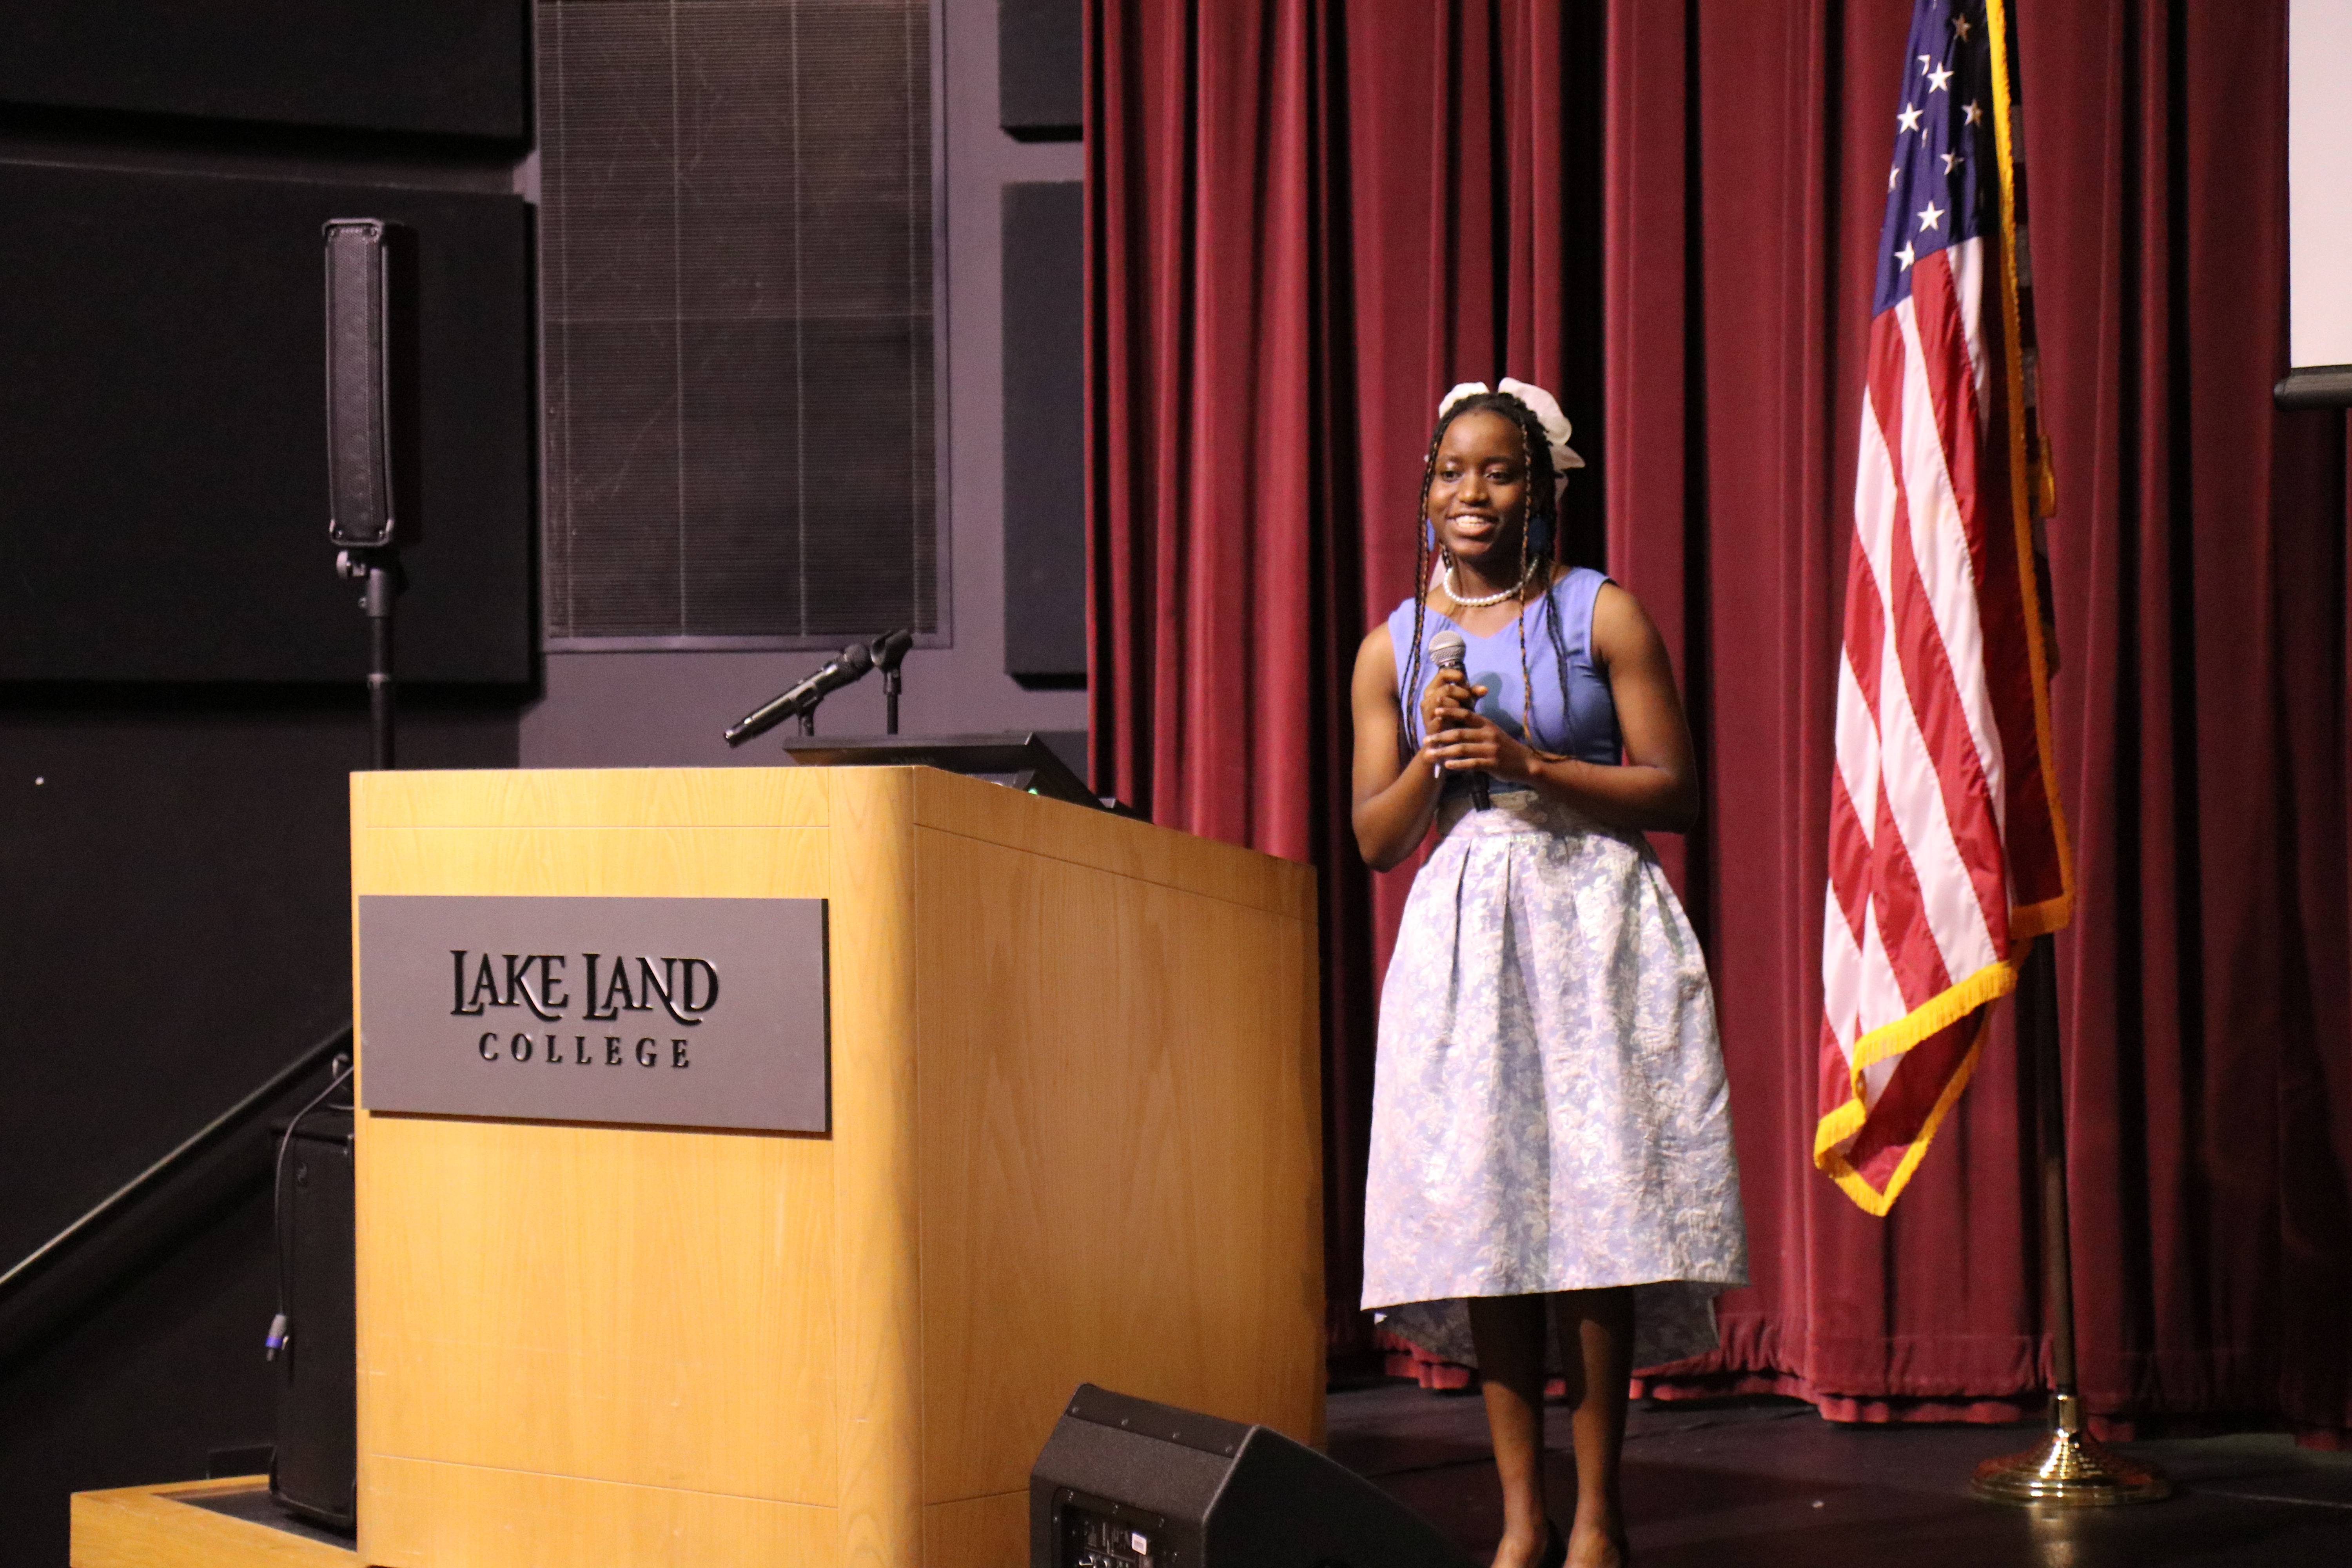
1419 647 1532 800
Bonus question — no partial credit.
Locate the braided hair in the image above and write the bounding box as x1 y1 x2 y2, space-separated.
1396 390 1581 771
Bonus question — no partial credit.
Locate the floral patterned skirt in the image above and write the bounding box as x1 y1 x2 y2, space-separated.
1361 790 1748 1370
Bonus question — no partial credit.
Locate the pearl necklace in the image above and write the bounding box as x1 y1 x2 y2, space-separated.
1443 561 1534 610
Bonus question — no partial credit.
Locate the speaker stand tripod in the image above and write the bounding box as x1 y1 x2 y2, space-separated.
337 549 402 771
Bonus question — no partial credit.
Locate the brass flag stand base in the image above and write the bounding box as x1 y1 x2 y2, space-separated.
1971 1394 2174 1506
1973 944 2172 1508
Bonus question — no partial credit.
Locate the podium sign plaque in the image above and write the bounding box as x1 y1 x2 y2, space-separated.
357 893 830 1133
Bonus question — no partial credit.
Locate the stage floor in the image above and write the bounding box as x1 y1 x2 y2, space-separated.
1329 1382 2352 1567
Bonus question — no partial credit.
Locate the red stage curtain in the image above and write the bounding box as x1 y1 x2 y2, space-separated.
1087 0 2352 1439
1085 0 1604 1346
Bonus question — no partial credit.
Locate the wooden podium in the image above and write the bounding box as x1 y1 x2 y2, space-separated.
346 766 1322 1568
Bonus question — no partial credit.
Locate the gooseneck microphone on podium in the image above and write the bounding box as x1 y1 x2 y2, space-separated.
1427 629 1490 810
870 628 915 735
724 643 876 746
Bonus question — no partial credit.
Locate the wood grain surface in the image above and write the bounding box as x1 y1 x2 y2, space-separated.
826 770 926 1568
362 1457 837 1567
914 824 1324 1503
921 1492 1027 1568
352 768 845 1565
342 766 1320 1567
70 1479 356 1568
359 1115 840 1502
351 768 832 831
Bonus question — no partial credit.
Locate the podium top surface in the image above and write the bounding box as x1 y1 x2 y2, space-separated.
350 764 1314 923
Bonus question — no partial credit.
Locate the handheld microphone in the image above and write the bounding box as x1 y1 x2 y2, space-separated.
1426 630 1489 810
723 642 876 746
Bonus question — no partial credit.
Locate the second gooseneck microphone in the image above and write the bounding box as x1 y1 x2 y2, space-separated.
1427 629 1490 811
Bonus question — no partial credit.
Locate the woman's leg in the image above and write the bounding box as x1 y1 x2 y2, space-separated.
1550 1287 1634 1567
1466 1294 1552 1568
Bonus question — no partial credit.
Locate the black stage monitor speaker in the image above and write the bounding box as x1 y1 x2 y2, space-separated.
1030 1385 1478 1568
270 1110 357 1533
325 219 417 552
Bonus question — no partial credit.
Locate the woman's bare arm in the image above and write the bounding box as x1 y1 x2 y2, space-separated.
1350 624 1457 870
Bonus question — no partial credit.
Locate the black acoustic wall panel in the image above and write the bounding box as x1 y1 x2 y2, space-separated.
0 162 534 684
1002 180 1086 686
538 0 938 646
1000 0 1082 140
0 3 529 141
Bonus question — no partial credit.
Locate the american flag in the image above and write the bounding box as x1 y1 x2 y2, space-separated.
1815 0 2072 1215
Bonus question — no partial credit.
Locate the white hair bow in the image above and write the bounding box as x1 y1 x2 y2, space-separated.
1438 377 1586 496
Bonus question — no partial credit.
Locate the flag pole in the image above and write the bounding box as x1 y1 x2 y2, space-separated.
1963 0 2167 1503
1969 937 2170 1505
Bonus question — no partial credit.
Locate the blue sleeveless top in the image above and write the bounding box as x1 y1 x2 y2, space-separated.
1388 567 1621 797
